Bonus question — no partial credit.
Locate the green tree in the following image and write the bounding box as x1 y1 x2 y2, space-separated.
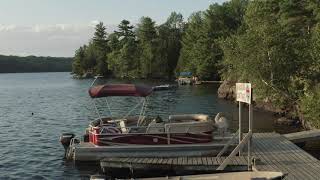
136 17 158 78
115 20 135 44
93 22 109 53
300 85 320 128
108 20 140 78
178 0 247 80
72 46 86 75
92 22 109 76
221 0 297 106
155 12 185 79
177 12 204 74
83 42 98 72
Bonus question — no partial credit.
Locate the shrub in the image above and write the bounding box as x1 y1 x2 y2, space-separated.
299 85 320 128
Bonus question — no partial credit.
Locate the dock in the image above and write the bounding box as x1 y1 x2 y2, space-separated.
101 133 320 180
200 80 223 84
284 129 320 144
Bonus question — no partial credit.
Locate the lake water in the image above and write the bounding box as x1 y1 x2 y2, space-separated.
0 72 299 179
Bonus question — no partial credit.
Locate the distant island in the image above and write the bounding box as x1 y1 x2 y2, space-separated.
0 55 72 73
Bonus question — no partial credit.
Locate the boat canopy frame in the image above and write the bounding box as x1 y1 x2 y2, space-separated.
89 77 152 126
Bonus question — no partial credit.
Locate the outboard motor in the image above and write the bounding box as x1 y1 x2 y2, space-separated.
59 133 75 159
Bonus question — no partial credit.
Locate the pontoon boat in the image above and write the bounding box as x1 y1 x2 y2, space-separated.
60 83 233 162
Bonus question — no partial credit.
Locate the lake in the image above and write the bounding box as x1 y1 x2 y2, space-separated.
0 72 299 179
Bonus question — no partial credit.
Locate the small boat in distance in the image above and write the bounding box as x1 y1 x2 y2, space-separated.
60 82 233 162
152 84 173 91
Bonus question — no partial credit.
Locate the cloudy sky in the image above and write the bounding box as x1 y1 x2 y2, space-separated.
0 0 226 57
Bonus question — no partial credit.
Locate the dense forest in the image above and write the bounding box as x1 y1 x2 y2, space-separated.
72 0 320 128
0 55 72 73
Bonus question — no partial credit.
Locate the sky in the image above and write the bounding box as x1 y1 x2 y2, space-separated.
0 0 226 57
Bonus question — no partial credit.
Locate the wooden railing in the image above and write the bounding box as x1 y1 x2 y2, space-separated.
216 131 252 170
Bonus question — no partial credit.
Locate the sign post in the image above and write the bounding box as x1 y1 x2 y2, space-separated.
239 101 242 155
236 83 253 170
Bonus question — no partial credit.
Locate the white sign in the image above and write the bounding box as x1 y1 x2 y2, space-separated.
236 83 252 104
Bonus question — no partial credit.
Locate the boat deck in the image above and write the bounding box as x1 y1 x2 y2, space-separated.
101 133 320 180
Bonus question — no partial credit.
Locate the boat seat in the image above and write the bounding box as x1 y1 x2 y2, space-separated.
108 118 127 123
165 121 213 133
146 120 164 133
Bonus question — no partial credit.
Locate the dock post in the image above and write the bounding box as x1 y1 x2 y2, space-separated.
248 99 253 171
239 101 242 155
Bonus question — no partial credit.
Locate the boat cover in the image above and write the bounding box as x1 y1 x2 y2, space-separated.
179 72 192 77
89 84 153 98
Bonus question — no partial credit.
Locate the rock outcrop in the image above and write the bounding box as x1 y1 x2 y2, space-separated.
217 81 236 100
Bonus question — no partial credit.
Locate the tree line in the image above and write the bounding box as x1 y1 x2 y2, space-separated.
72 12 185 79
72 0 320 127
0 55 72 73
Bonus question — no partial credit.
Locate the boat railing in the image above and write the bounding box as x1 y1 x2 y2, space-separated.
167 126 171 144
90 123 214 135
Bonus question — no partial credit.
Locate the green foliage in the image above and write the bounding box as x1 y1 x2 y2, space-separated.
107 20 140 78
0 55 72 73
101 14 185 79
115 20 135 44
221 0 298 106
93 22 110 76
178 0 248 80
136 17 158 78
177 12 204 74
308 23 320 84
93 22 109 53
158 12 185 78
72 45 86 75
220 0 320 127
299 85 320 128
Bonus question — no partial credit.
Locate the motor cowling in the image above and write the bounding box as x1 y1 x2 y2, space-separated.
59 133 75 157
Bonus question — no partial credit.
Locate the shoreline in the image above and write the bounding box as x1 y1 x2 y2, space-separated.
217 81 310 130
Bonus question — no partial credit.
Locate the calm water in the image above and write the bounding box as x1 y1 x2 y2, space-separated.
0 72 294 179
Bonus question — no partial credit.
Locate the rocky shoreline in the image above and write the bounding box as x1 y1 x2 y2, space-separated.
217 81 311 130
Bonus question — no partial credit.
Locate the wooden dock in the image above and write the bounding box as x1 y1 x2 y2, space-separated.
101 133 320 180
200 80 223 84
284 129 320 144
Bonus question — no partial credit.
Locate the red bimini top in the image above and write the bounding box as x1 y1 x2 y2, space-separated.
88 84 153 98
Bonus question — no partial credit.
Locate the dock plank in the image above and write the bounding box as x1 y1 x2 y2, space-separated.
187 157 193 165
181 157 187 165
201 157 207 165
178 157 183 166
252 133 318 180
207 157 213 165
284 130 320 143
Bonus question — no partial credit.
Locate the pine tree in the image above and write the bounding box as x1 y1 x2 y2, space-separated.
115 20 135 44
177 12 204 74
93 22 108 52
92 22 110 75
136 17 157 78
